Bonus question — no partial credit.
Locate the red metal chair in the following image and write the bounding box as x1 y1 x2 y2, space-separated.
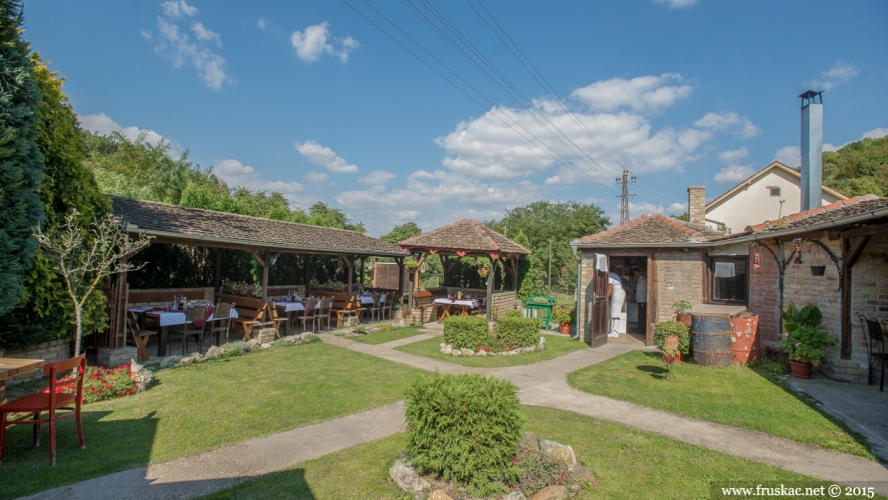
0 355 86 465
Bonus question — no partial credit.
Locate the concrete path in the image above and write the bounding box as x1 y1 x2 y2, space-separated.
23 328 888 499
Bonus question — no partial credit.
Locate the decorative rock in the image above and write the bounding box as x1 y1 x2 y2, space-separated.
539 336 546 346
476 350 487 356
568 465 597 485
524 346 534 353
130 359 143 374
428 490 453 500
540 440 577 466
504 491 526 500
451 349 462 356
518 431 541 454
205 345 223 359
247 339 259 348
389 458 430 494
178 355 197 366
461 348 474 356
159 355 182 368
439 343 446 348
442 346 452 355
508 350 518 356
529 485 569 500
569 483 581 493
370 328 380 333
261 343 273 349
399 319 406 326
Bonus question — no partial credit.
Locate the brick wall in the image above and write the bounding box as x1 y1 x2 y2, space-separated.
654 251 704 323
688 186 706 229
128 287 216 307
1 339 71 384
491 291 518 319
841 233 888 383
748 242 781 343
578 251 595 336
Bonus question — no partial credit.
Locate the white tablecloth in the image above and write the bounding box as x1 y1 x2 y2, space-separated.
360 296 375 305
433 299 480 307
274 301 305 312
130 308 239 327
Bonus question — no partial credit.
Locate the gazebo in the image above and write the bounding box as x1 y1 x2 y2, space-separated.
398 219 531 320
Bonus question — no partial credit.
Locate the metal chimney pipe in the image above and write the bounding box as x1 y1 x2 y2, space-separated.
800 90 824 211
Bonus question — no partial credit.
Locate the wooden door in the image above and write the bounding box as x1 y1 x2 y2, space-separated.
582 253 610 348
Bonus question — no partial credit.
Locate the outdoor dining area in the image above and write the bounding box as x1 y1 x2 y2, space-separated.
90 196 409 362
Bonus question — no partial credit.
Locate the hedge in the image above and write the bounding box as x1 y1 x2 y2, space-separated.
443 315 491 349
495 317 539 349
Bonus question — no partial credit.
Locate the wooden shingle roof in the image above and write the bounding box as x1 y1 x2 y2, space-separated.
399 219 530 256
573 214 723 246
110 196 403 257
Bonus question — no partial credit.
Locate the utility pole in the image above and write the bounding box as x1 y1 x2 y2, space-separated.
548 240 552 291
615 170 636 225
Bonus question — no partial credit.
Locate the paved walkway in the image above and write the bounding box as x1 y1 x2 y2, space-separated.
24 328 888 499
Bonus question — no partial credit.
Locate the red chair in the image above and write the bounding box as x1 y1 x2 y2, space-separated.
0 355 86 465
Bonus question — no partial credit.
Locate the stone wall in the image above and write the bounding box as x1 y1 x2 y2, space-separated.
128 287 216 307
1 339 71 383
842 233 888 383
491 291 518 319
654 251 704 323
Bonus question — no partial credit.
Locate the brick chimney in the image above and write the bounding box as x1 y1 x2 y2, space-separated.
687 186 706 230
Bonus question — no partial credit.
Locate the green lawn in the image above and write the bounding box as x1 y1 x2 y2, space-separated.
567 350 874 459
204 405 844 500
394 334 588 367
350 325 428 345
0 342 423 500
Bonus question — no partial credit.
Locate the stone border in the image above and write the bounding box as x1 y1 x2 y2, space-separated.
439 336 547 357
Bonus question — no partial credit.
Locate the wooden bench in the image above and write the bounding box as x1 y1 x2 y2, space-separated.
266 285 306 299
413 290 441 324
218 293 266 341
316 291 364 327
128 289 206 306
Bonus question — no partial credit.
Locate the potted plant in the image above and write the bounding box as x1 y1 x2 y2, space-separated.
780 303 837 378
672 300 693 327
662 345 682 364
309 277 320 291
653 320 691 363
551 306 573 335
404 258 419 272
476 256 491 277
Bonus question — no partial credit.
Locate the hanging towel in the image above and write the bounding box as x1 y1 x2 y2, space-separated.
714 262 735 278
595 254 608 272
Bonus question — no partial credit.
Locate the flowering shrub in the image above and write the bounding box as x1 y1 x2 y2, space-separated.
780 303 837 365
44 365 138 404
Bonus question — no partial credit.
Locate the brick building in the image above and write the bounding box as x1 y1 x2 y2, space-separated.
572 189 888 384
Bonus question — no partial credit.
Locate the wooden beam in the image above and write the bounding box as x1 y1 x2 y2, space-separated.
841 238 852 360
827 231 842 241
776 230 825 243
249 250 265 268
260 259 269 302
845 235 872 268
486 259 497 321
360 256 365 287
346 256 354 295
213 249 222 298
304 254 311 289
841 223 888 239
438 254 447 286
445 256 462 274
396 258 404 305
510 256 518 290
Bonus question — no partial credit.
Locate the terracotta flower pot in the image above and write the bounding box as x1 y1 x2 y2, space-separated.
676 314 692 328
663 353 681 364
478 267 490 277
789 360 813 379
560 322 571 335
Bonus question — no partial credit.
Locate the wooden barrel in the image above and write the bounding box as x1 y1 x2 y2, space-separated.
691 314 732 367
730 313 761 365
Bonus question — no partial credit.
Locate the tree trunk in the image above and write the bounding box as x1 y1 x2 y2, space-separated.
74 306 83 357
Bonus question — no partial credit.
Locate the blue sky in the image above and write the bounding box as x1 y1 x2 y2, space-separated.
23 0 888 235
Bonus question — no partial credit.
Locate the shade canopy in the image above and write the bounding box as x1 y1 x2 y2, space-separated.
398 219 530 259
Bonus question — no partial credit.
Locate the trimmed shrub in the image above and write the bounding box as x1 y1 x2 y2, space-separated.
405 373 523 496
443 315 490 349
652 320 690 354
502 309 523 319
218 341 251 359
495 317 539 348
378 323 395 331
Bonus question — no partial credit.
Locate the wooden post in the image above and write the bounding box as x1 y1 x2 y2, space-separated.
213 249 222 298
511 256 518 290
304 255 311 289
261 262 269 302
396 257 404 303
439 254 448 287
486 259 497 321
360 257 365 287
346 256 354 294
841 235 871 359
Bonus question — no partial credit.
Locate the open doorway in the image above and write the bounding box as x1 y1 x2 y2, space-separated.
608 255 649 345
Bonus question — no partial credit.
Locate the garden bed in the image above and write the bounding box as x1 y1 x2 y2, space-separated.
395 334 587 367
351 325 427 345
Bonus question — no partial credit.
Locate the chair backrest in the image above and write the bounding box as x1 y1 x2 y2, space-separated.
214 302 233 320
44 355 86 405
317 297 332 313
126 311 140 333
862 316 885 357
185 305 207 322
305 298 318 312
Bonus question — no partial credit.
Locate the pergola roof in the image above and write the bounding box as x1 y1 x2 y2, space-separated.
110 196 403 257
399 219 530 257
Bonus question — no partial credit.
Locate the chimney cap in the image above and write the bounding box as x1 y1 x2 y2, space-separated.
799 90 823 106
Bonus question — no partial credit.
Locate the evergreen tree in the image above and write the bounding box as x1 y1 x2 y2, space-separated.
0 0 44 316
513 230 533 304
0 53 111 348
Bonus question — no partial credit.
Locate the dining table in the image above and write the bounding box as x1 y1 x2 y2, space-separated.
433 298 483 323
274 300 306 336
0 357 45 405
130 306 240 357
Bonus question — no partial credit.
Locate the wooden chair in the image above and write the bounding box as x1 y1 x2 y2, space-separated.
222 294 266 341
412 291 439 324
331 295 362 327
381 293 394 321
203 303 233 346
0 355 86 465
860 315 888 391
315 297 332 332
300 298 319 333
366 293 382 322
169 306 207 355
126 311 157 362
265 302 285 339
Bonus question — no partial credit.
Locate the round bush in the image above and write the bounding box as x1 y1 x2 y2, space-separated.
495 317 539 349
443 315 491 349
405 373 523 496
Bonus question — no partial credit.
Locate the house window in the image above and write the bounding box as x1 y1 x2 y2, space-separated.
711 257 747 305
769 187 781 196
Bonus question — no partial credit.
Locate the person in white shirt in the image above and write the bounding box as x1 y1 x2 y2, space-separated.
632 267 647 338
607 271 624 338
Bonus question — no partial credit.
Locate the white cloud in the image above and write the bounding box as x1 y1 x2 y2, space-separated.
140 29 152 40
290 22 359 63
257 17 269 30
161 0 198 19
863 127 888 140
718 147 749 164
153 3 231 89
78 112 182 156
294 140 359 173
694 111 760 138
807 62 858 91
213 159 304 203
571 73 692 114
191 22 221 46
774 146 800 167
305 171 329 183
652 0 698 8
359 170 396 185
714 165 755 184
625 201 688 220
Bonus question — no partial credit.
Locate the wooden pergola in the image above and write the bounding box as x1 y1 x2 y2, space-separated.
101 196 405 347
398 219 531 320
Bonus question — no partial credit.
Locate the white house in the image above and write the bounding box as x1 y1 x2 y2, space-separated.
705 161 846 233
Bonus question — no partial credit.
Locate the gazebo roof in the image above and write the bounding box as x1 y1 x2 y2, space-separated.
110 196 403 257
399 219 530 257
